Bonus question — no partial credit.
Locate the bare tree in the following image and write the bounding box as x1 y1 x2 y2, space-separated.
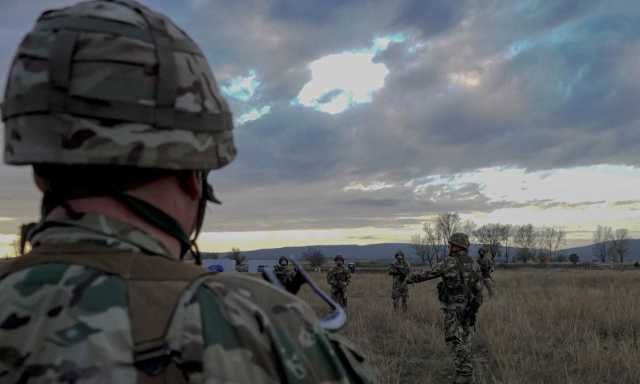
460 220 477 238
539 227 566 262
499 225 513 264
592 226 613 263
610 228 630 263
227 247 246 266
513 224 537 263
436 212 461 260
301 247 327 269
473 224 503 260
411 222 440 266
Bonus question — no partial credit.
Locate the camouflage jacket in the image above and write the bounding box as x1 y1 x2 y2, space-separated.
273 263 295 286
326 265 351 291
0 214 374 383
477 256 494 280
388 260 411 291
407 251 483 310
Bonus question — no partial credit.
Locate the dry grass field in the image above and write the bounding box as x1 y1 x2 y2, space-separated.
299 269 640 384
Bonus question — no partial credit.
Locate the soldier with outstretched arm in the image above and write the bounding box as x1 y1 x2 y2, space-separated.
407 233 484 384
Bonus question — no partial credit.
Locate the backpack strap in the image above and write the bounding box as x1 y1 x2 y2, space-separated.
2 244 210 383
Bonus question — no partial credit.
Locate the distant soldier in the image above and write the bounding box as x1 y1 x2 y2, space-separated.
408 233 483 384
327 255 351 307
273 256 293 284
269 256 306 294
477 248 495 297
388 251 411 312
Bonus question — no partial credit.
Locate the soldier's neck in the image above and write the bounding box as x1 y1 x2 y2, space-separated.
46 197 181 258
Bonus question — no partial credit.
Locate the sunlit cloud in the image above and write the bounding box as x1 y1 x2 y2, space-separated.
221 70 260 102
343 181 396 192
236 105 272 126
410 165 640 238
295 33 407 114
449 71 481 87
411 165 640 205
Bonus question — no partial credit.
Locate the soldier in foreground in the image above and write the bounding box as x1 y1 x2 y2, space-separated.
0 1 373 382
327 254 351 308
477 248 495 297
408 233 484 384
388 250 411 312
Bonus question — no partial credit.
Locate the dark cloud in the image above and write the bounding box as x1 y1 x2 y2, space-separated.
0 0 638 235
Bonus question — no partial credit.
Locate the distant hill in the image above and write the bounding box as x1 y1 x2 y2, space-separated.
560 239 640 262
204 239 640 263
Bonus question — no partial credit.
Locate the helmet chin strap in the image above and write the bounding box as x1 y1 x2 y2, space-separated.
40 171 218 265
115 172 217 265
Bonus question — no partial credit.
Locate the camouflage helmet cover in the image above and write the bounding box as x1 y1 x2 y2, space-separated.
395 250 404 258
278 256 288 265
448 233 470 249
2 0 236 171
334 254 344 262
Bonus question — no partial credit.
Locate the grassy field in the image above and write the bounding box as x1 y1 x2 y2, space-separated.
299 269 640 384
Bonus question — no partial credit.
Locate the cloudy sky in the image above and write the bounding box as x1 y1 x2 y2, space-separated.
1 0 639 255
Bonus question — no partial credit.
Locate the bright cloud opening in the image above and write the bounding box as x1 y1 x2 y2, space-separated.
221 70 260 102
343 181 396 192
295 33 406 114
236 105 272 126
449 71 481 87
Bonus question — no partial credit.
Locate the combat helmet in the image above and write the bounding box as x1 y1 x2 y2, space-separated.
395 250 405 259
2 0 235 170
278 256 289 265
334 254 345 262
448 233 470 249
2 0 235 260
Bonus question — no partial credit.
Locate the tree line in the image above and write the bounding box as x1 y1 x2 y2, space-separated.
411 213 632 266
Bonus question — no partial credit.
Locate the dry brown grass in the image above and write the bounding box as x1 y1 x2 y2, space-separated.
299 269 640 384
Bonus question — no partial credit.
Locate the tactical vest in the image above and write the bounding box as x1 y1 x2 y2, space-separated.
0 244 208 383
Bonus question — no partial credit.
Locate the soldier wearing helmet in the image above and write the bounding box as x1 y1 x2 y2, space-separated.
326 254 351 307
388 250 411 312
477 247 495 297
407 233 483 384
0 1 373 383
272 256 298 291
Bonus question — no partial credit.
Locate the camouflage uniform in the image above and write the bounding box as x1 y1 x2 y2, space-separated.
0 1 374 383
273 257 295 286
477 249 495 297
0 214 372 383
408 234 483 384
388 252 411 312
326 257 351 308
